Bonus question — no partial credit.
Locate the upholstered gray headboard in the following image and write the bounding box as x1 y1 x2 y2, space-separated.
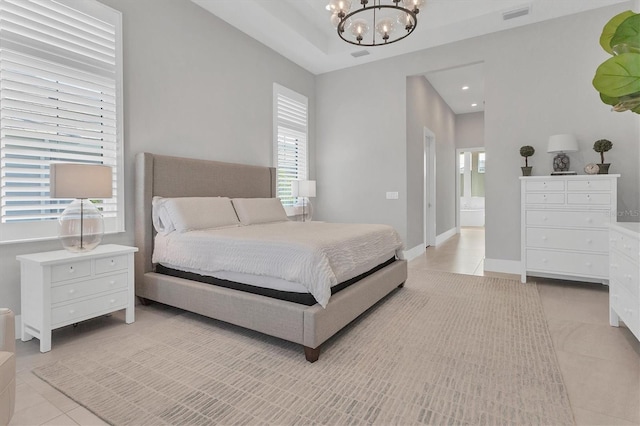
134 152 277 287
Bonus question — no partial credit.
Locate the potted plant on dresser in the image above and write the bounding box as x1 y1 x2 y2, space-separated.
520 145 535 176
593 139 613 174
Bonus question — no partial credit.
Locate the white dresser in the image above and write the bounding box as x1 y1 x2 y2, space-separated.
609 222 640 341
17 244 138 352
520 175 619 283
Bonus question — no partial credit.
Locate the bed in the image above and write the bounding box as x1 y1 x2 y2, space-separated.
134 152 408 362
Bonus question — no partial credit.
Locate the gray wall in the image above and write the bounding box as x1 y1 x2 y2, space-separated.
0 0 315 315
456 112 485 149
315 3 639 264
406 76 456 250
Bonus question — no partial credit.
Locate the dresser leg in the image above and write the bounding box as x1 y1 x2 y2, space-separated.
609 307 619 327
40 331 51 353
125 306 134 324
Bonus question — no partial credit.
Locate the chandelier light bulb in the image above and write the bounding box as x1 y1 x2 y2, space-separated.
331 13 352 31
397 11 415 30
351 18 370 43
402 0 425 13
375 18 395 42
328 0 352 18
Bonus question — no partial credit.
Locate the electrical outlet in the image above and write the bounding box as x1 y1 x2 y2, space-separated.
386 192 399 200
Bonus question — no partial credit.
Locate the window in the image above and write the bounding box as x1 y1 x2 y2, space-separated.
478 152 486 173
273 84 308 207
0 0 123 243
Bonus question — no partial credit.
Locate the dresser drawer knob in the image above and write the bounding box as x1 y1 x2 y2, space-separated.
542 258 547 263
541 236 547 241
586 218 593 223
110 259 116 266
68 289 75 295
586 239 592 244
109 280 116 285
543 216 548 221
68 309 75 315
68 266 75 274
585 262 592 267
110 299 116 304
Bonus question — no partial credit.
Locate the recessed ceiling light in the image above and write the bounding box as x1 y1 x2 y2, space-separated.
462 86 469 90
471 103 478 107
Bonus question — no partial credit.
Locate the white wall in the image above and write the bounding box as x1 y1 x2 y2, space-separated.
316 3 639 265
406 76 456 249
0 0 315 315
456 112 485 149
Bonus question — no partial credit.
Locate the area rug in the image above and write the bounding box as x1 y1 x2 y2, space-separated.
33 271 574 425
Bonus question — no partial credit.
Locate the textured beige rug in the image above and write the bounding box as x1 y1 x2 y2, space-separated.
33 271 573 425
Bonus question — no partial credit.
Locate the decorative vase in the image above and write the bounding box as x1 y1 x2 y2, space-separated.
521 166 532 176
597 163 611 174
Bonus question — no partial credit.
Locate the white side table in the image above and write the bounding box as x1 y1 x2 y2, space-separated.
17 244 138 352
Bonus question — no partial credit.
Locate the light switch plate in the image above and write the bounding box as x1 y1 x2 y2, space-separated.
386 192 399 200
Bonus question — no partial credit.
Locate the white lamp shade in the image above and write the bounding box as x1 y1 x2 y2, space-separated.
50 163 113 199
291 180 316 198
547 134 578 153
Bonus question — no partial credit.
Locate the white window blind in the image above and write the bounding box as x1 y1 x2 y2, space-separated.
273 84 308 207
0 0 123 243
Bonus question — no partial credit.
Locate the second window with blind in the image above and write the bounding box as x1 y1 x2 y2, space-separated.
273 84 309 210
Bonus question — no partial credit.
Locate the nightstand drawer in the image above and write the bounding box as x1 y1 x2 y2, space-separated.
95 255 128 274
51 273 128 304
51 260 91 283
51 290 128 326
527 249 608 277
527 210 610 228
567 180 611 191
567 193 611 205
610 251 639 297
526 193 565 204
525 180 565 191
610 229 640 262
526 228 608 253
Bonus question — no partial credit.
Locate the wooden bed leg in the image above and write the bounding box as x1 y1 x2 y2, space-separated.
303 346 321 363
398 282 405 288
137 296 152 306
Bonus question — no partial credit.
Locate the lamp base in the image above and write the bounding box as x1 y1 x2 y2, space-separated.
58 199 105 252
552 152 571 172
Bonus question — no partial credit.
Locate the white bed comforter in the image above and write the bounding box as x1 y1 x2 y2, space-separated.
153 221 404 307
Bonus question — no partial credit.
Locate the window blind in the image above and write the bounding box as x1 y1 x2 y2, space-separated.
0 0 123 243
274 84 308 207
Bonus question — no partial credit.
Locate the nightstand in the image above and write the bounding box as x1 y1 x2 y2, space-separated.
17 244 138 352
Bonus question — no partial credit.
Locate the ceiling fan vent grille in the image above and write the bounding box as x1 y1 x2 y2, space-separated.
503 6 530 20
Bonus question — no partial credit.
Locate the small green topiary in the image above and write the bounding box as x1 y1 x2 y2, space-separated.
520 145 535 167
593 139 613 164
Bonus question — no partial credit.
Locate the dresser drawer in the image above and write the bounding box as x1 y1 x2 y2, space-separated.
95 255 128 274
51 290 128 326
610 229 640 262
567 180 611 191
527 210 610 229
526 249 608 277
610 283 640 336
526 193 565 204
567 193 611 205
526 228 608 253
51 260 91 283
525 180 565 191
51 273 128 304
610 251 639 297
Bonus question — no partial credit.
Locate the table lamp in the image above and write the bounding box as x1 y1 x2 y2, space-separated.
547 134 578 173
291 180 316 222
49 163 113 252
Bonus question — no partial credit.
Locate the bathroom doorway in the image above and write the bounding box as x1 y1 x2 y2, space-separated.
456 147 485 229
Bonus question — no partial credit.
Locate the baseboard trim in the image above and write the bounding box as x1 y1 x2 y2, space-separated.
403 244 426 261
484 258 521 275
435 227 457 246
15 314 21 339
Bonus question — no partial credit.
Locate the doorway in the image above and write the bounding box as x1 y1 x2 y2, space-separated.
456 147 485 231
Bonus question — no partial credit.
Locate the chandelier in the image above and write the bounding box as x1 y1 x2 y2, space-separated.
328 0 426 46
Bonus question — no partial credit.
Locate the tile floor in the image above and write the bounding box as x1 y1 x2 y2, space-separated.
8 227 640 425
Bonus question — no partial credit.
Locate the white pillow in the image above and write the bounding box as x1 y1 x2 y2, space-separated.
154 197 240 233
152 196 175 234
232 198 288 225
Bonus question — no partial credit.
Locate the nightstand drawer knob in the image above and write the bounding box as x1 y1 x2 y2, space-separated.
586 218 592 223
586 239 592 244
109 280 116 285
68 309 75 315
585 262 592 267
68 267 75 273
543 216 548 221
68 289 75 295
542 258 547 263
110 260 116 266
110 299 116 304
541 236 547 241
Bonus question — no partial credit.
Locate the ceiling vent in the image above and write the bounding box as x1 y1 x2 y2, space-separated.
503 6 530 20
351 50 370 58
